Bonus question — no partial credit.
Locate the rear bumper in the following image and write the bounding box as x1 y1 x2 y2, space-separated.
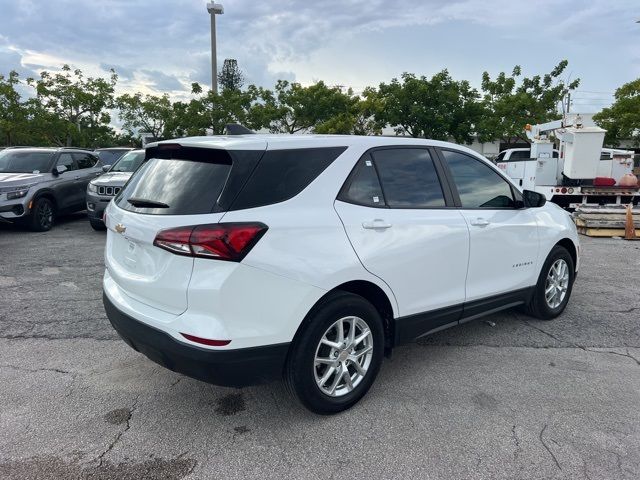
103 292 290 387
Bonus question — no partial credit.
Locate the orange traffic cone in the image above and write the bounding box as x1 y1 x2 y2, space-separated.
625 203 637 240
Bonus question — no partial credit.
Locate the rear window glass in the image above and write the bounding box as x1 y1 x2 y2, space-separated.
229 147 346 210
115 156 231 215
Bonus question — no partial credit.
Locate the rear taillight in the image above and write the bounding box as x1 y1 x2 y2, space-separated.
153 223 268 262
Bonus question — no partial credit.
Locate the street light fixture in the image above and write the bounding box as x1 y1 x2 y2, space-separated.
207 2 224 93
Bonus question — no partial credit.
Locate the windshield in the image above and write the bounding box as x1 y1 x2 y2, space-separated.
0 150 53 173
110 151 146 172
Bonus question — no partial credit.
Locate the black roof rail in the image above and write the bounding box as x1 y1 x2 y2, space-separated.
59 146 94 151
225 123 256 135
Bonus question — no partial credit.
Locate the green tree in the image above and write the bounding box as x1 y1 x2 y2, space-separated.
267 80 358 134
116 92 173 140
27 64 118 147
218 59 245 92
593 78 640 147
0 71 28 146
478 61 579 146
373 70 483 143
167 83 269 136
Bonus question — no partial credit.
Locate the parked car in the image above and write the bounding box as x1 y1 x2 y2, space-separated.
86 149 145 230
94 148 133 167
103 135 580 414
0 147 103 231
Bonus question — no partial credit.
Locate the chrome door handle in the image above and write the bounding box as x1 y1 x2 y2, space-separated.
362 219 392 230
470 218 490 227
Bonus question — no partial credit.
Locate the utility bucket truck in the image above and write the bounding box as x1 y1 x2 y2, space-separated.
496 117 639 210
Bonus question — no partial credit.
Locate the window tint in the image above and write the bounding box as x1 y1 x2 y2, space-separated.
339 156 385 207
442 150 515 208
116 156 231 215
74 152 98 169
509 150 531 161
56 153 77 171
230 147 346 210
372 148 445 208
495 152 505 162
0 150 53 173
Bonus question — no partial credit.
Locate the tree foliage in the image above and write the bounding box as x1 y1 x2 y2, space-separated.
1 59 626 150
372 70 483 144
0 71 26 146
117 92 173 139
27 64 118 146
218 59 245 92
477 61 579 145
593 78 640 147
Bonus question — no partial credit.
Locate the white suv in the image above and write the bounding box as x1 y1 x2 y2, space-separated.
103 135 579 414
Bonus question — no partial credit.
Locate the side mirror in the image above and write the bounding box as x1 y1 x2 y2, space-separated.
102 165 111 172
522 190 546 208
53 164 68 175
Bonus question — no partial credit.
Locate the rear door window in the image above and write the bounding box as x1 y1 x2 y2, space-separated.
115 152 232 215
372 148 446 208
73 152 98 169
56 153 77 171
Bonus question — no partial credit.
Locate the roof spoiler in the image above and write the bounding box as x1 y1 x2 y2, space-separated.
224 123 256 135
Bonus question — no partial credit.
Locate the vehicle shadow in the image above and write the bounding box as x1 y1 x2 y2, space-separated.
0 211 94 233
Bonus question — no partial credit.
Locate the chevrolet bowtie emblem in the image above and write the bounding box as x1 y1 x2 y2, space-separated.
115 223 126 234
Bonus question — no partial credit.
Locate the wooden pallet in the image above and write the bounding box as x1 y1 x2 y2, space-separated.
577 227 640 237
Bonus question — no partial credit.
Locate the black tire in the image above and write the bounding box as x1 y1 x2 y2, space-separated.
285 291 385 414
89 219 106 231
524 245 575 320
29 197 55 232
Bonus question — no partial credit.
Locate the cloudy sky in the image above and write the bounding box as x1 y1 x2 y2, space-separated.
0 0 638 113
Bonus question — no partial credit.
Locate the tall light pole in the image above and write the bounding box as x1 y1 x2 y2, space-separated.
207 2 224 93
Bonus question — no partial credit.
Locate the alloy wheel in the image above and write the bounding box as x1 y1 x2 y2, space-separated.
37 202 53 230
313 316 374 397
545 259 570 309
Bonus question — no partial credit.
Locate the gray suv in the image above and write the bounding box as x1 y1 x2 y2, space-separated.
86 149 145 230
0 147 104 231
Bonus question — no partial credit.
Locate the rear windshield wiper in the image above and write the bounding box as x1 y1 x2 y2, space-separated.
127 197 170 208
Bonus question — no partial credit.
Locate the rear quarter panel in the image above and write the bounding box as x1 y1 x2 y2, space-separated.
219 144 400 317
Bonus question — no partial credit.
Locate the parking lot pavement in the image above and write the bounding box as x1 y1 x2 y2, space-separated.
1 216 639 480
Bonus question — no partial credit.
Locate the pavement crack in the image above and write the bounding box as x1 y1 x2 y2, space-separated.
96 396 139 467
511 424 522 459
519 314 640 367
539 424 562 471
582 348 640 366
0 364 72 375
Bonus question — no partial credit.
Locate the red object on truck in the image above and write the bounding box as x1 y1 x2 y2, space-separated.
593 177 617 187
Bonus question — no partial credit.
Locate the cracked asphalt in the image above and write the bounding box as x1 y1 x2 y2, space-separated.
1 213 639 479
